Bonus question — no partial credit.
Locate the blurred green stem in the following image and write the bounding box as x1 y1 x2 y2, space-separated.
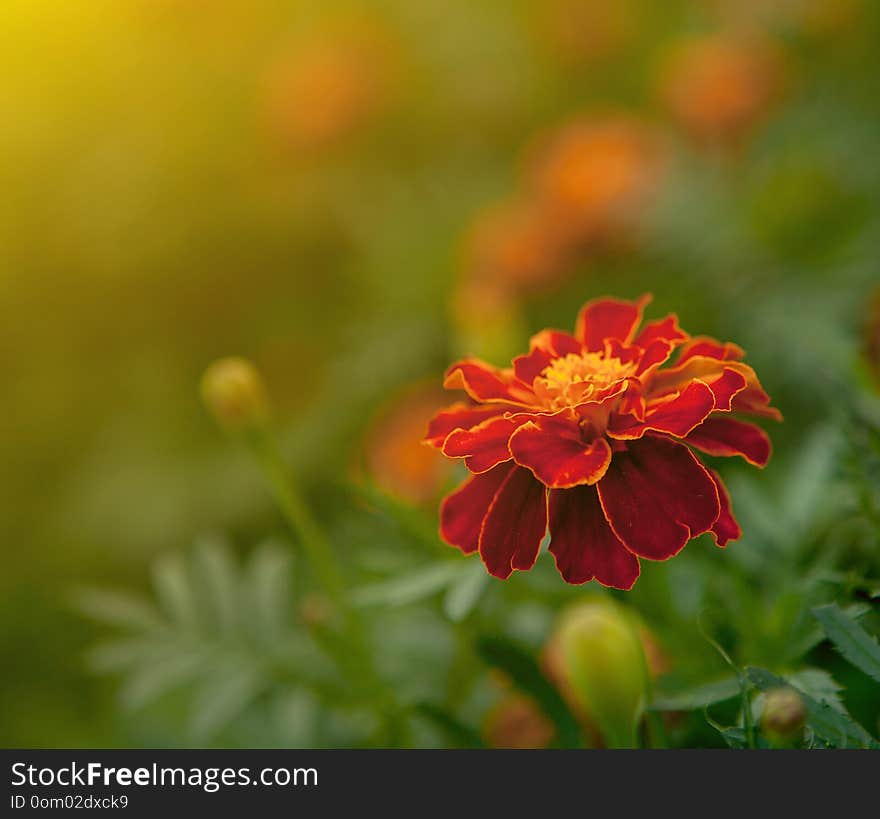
244 426 405 744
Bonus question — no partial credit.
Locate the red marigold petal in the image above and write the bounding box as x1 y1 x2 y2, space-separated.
442 415 521 473
685 417 772 467
677 336 745 365
634 314 688 348
439 463 514 554
548 486 640 589
608 380 715 440
707 367 748 411
444 360 531 404
575 293 652 351
513 347 555 386
530 328 583 357
597 436 720 560
425 402 512 447
707 469 741 548
479 467 548 578
731 385 783 421
509 418 612 488
636 339 676 375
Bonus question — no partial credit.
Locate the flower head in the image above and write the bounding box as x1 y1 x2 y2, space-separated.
528 117 665 248
657 35 784 145
426 294 780 589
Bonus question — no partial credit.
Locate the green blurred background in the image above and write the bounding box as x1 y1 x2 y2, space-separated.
2 0 879 747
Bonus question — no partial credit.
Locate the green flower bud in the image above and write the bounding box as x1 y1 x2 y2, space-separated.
200 357 269 430
553 599 649 748
761 687 806 747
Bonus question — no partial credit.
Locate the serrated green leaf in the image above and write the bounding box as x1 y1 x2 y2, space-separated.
194 537 240 636
786 668 845 713
152 553 200 632
246 540 294 644
118 650 208 711
189 659 266 741
812 603 880 683
650 676 740 711
746 666 879 749
72 589 166 633
476 635 581 749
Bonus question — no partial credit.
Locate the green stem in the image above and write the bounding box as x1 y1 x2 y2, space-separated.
243 426 405 744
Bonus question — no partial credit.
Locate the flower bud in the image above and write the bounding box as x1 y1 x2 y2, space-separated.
761 687 806 747
551 599 648 748
200 357 269 430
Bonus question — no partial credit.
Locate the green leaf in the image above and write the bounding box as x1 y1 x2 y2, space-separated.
476 635 582 749
443 561 489 622
812 603 880 683
352 563 459 607
413 702 484 748
650 676 741 711
189 659 267 741
152 553 200 632
746 666 879 749
786 668 845 713
193 537 240 636
72 589 167 633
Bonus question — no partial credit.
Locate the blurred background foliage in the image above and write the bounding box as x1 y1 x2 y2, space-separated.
1 0 879 747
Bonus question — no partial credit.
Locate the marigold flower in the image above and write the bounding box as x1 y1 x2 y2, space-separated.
261 25 392 150
425 294 780 589
460 198 570 296
364 383 452 505
528 117 665 248
657 35 784 144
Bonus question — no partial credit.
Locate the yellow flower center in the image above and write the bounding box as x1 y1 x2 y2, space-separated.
534 351 636 409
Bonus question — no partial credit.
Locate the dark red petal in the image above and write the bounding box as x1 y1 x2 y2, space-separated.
634 314 688 348
439 463 514 554
425 402 512 447
513 347 555 385
685 417 772 467
608 380 714 440
444 360 531 404
677 336 745 365
509 418 612 488
597 436 720 560
479 467 548 578
548 486 640 589
707 368 748 411
442 415 520 473
575 294 652 351
707 469 741 547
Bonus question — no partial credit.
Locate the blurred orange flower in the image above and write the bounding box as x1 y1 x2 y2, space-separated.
483 693 555 749
460 198 571 297
527 116 665 249
261 24 393 151
364 382 451 505
657 34 785 145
